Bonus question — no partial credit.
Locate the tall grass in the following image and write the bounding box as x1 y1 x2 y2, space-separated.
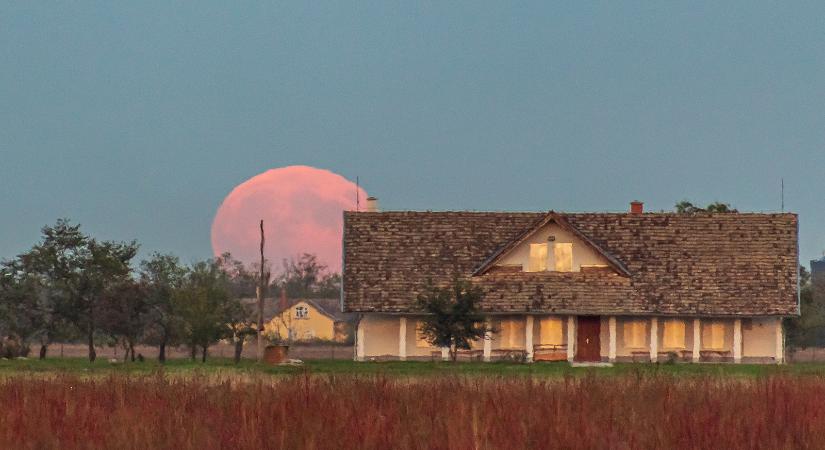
1 371 823 449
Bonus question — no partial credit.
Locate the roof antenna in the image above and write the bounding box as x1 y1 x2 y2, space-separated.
356 176 360 212
781 178 784 212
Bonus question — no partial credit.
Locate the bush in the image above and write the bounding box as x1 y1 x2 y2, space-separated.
0 335 30 359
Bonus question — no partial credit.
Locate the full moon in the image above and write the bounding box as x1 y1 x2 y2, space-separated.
211 165 367 272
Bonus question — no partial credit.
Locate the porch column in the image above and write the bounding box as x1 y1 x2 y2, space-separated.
398 317 407 361
692 318 701 363
650 317 658 362
733 319 742 363
525 315 534 362
356 318 365 361
483 317 492 362
608 316 617 362
567 316 576 362
775 317 784 364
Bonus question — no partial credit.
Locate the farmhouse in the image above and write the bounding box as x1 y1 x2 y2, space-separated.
264 297 355 343
342 202 799 363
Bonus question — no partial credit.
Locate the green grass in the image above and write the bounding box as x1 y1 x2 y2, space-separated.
4 357 825 378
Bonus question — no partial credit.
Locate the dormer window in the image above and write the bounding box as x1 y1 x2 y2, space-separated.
528 243 548 272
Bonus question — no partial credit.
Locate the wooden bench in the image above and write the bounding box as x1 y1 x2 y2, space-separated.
700 350 732 361
429 349 484 361
491 348 528 362
533 344 568 362
630 350 651 362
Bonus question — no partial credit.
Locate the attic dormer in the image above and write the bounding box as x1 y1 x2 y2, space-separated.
472 211 631 277
496 223 609 273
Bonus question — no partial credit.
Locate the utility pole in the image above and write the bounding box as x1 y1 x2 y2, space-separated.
256 220 270 362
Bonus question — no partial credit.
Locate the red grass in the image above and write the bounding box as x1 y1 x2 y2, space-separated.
1 372 824 449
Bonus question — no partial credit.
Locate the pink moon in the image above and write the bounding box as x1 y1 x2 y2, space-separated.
211 166 367 273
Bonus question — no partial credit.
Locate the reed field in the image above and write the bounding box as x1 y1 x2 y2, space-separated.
2 360 825 449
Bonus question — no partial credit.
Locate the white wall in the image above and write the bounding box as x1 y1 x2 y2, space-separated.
743 317 780 357
361 315 399 357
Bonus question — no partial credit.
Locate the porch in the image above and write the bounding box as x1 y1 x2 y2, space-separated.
355 314 785 363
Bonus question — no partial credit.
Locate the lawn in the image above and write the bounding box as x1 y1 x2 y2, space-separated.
4 356 825 378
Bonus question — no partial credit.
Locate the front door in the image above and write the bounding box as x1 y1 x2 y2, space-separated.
575 316 601 362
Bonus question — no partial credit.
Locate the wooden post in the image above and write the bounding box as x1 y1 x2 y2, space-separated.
256 220 269 363
650 317 658 362
692 318 701 363
356 317 365 361
776 317 784 364
567 316 576 362
733 318 742 363
399 317 407 361
525 315 534 362
608 316 616 362
483 317 492 362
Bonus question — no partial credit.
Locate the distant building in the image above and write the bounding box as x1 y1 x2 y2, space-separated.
264 298 356 343
812 256 825 282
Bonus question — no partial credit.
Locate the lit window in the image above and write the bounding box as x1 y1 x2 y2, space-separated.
623 320 646 348
554 243 573 272
499 319 519 348
662 319 686 349
702 321 726 350
295 306 308 319
415 321 430 348
528 243 548 272
540 316 563 345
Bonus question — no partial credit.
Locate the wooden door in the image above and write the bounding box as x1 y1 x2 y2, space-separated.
575 316 601 362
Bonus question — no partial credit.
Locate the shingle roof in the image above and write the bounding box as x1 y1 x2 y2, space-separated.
241 297 357 323
342 211 799 316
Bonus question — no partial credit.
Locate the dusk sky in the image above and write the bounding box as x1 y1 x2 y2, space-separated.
2 2 823 268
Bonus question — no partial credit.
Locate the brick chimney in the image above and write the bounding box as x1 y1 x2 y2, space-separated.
366 197 379 212
630 201 644 214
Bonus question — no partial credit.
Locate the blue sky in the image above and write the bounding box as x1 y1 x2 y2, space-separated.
1 2 823 266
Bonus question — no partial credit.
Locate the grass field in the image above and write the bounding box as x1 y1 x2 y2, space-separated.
3 359 825 449
4 357 825 378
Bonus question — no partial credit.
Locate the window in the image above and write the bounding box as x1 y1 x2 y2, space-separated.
499 319 520 348
295 306 308 319
554 243 573 272
623 320 646 349
702 321 726 350
528 243 548 272
415 321 430 348
540 317 563 345
662 319 686 349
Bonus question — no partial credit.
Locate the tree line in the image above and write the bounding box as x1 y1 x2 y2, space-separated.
0 219 341 362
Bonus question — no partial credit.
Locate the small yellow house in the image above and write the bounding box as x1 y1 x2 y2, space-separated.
264 298 354 343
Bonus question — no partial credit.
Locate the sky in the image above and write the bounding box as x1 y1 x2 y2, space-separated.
1 2 824 268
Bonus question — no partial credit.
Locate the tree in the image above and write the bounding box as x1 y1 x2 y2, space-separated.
174 259 234 362
675 200 738 213
99 279 149 362
140 253 187 363
70 239 139 362
786 265 825 349
416 278 487 361
276 253 340 298
215 252 260 363
16 219 89 359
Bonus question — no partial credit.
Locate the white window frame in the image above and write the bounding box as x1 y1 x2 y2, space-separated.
295 305 309 319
